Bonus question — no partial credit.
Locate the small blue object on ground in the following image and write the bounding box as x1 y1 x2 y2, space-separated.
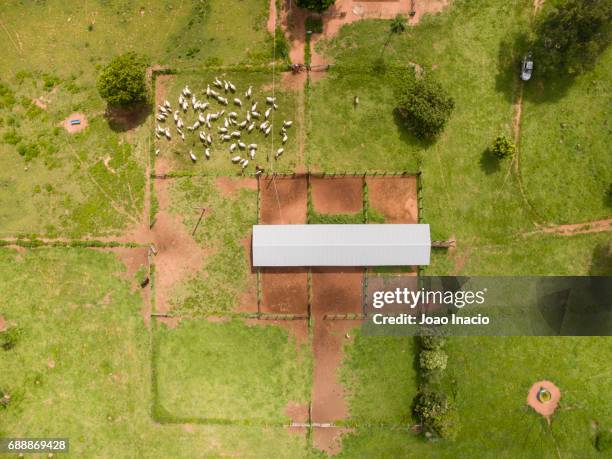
70 119 81 125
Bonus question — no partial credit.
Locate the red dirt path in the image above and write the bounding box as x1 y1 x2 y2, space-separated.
367 176 418 223
311 268 363 431
313 427 353 456
311 176 363 214
259 176 308 224
312 318 361 424
311 268 365 315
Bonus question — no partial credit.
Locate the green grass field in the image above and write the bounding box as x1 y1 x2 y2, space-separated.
167 176 258 315
521 47 612 224
154 319 311 423
340 332 418 425
0 75 147 237
156 70 299 175
0 247 314 457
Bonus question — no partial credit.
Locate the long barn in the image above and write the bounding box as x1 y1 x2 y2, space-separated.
252 224 431 267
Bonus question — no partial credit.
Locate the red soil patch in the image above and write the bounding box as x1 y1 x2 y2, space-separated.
311 176 363 214
259 175 308 224
280 71 308 91
311 268 364 315
106 247 148 281
102 247 151 325
312 318 361 423
33 98 47 109
62 112 88 134
310 267 364 427
313 427 352 456
267 0 277 33
215 177 258 197
261 268 309 314
527 380 561 421
151 179 205 314
0 315 6 332
235 235 258 314
285 400 309 423
158 316 182 328
366 176 418 223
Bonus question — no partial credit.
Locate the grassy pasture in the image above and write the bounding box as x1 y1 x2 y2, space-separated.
168 176 257 315
0 0 273 78
306 70 421 173
520 48 612 224
310 0 534 245
0 74 146 237
154 319 311 423
340 331 418 425
156 70 299 175
0 247 313 457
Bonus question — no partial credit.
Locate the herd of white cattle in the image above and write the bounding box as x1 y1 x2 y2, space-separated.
154 77 292 173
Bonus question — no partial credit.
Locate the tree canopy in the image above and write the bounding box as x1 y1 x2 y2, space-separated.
396 75 455 140
97 53 148 107
532 0 612 76
297 0 335 13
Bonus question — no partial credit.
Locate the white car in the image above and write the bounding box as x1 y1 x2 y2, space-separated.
521 53 534 81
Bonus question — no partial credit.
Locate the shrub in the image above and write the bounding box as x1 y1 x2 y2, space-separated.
0 326 22 351
596 430 612 452
97 52 148 107
420 335 446 350
532 0 612 76
0 81 16 108
491 135 516 159
413 389 459 439
414 389 449 422
16 142 40 161
420 349 448 372
396 76 454 140
297 0 335 13
2 130 21 145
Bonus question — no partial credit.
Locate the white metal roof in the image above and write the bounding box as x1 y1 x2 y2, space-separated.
252 224 431 267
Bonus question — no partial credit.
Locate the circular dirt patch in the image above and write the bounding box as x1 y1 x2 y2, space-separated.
62 112 88 134
527 380 561 419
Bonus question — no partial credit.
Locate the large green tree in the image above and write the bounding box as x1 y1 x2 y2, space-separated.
97 53 148 107
396 75 455 140
532 0 612 76
297 0 335 13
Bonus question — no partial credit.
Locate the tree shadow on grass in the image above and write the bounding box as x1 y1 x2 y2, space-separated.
479 148 501 175
105 103 152 132
590 242 612 276
495 34 574 105
392 109 437 150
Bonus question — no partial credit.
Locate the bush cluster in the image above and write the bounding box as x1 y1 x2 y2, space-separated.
297 0 335 13
395 75 454 140
491 135 516 159
413 334 459 440
0 326 21 351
